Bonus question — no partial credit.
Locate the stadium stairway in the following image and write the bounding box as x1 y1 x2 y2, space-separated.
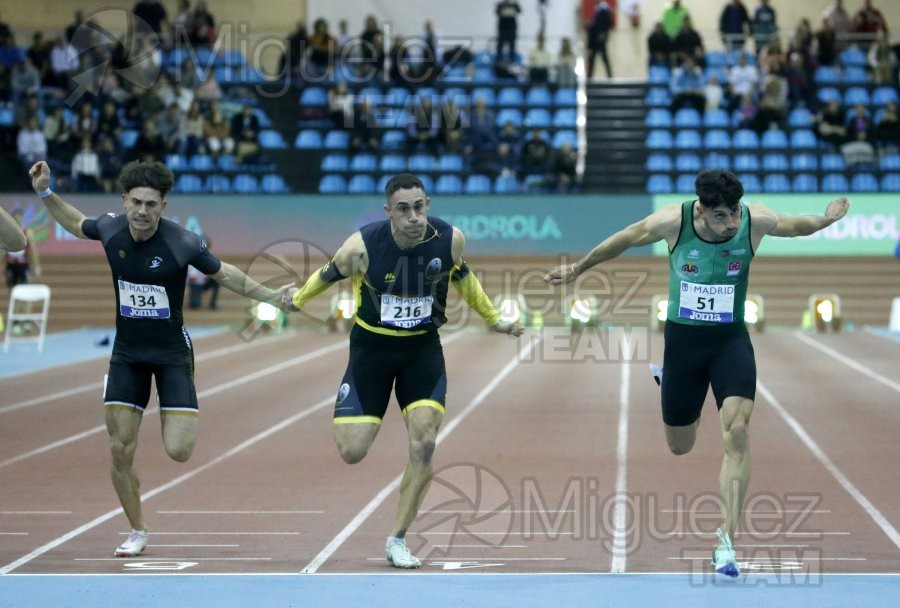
582 82 649 193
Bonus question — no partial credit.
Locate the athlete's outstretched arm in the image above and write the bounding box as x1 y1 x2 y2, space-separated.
450 228 524 336
0 206 26 251
29 161 88 239
286 232 367 312
751 197 850 238
210 262 291 310
544 204 681 285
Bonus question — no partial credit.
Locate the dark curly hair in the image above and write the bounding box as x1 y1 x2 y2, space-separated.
118 160 175 198
695 169 743 210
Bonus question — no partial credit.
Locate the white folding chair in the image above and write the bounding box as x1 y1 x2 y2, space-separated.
4 284 51 352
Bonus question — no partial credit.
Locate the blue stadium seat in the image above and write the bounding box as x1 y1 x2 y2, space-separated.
646 153 673 172
323 130 350 150
434 174 463 194
674 108 701 128
165 154 188 172
645 108 672 128
189 154 214 171
704 152 731 170
381 130 406 150
350 154 378 172
0 107 14 126
175 174 203 194
648 65 671 84
816 86 842 105
738 174 762 193
705 51 728 67
762 173 790 193
438 154 464 172
259 129 287 149
300 87 328 106
442 87 469 106
223 49 246 67
788 107 814 128
496 108 523 127
552 109 577 128
524 108 552 128
554 88 577 106
821 153 846 171
790 129 817 149
321 154 349 172
497 87 524 107
675 174 696 192
675 130 702 149
472 68 496 84
407 154 434 172
703 129 731 149
821 173 849 192
418 175 434 192
762 153 789 171
761 129 788 149
880 153 900 170
814 66 839 85
232 174 259 194
675 153 701 172
840 47 867 67
385 87 410 106
842 67 868 85
525 87 552 107
120 129 139 149
319 174 347 193
494 175 520 193
646 174 673 193
218 155 239 172
471 87 496 106
646 130 673 149
205 174 232 193
295 129 323 149
733 129 759 149
645 87 672 107
873 86 899 106
261 174 290 194
850 173 878 192
791 174 818 193
214 66 235 84
348 174 377 193
880 173 900 192
552 130 577 148
703 109 730 128
843 87 870 106
791 153 818 171
464 174 492 194
733 153 759 171
380 154 407 173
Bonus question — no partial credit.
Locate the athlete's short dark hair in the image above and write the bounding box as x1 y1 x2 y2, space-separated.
695 169 743 210
118 160 175 198
384 173 426 200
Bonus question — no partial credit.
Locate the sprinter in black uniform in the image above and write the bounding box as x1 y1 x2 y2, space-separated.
286 173 525 568
28 160 291 559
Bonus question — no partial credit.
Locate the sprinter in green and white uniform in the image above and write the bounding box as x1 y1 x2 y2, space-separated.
545 169 849 578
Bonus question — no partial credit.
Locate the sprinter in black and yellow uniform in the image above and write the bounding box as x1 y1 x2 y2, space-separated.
287 173 524 568
545 169 849 578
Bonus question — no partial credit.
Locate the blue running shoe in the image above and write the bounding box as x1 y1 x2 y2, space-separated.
711 528 739 577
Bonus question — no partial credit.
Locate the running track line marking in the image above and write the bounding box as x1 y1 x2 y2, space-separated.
610 359 632 574
0 395 334 575
0 331 468 574
0 340 347 470
757 380 900 552
0 331 302 415
156 510 323 515
300 333 540 574
793 332 900 394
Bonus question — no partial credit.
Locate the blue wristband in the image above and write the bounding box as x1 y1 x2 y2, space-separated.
37 188 52 199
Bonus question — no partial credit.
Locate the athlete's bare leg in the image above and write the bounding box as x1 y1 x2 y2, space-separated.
333 421 380 464
106 407 146 531
161 412 199 462
718 396 754 540
664 417 701 455
391 406 443 537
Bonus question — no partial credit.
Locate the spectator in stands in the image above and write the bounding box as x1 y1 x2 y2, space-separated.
648 22 673 68
64 10 84 48
735 93 758 129
788 18 814 59
815 99 847 147
328 82 355 129
705 74 725 111
785 51 814 108
43 106 70 159
868 34 896 85
308 18 337 78
179 100 205 157
231 104 260 164
163 81 194 113
822 0 851 50
873 102 900 150
194 70 223 107
417 20 441 84
551 141 577 193
556 38 577 87
520 129 552 178
335 19 351 51
440 99 465 153
202 104 233 159
406 95 441 156
360 14 382 48
528 33 553 84
72 137 102 192
661 0 691 40
17 116 47 172
130 118 166 162
727 51 759 110
853 0 888 48
475 141 518 179
499 120 522 157
388 35 411 86
189 1 216 46
846 103 872 141
49 36 77 90
133 0 169 41
133 82 166 125
751 0 778 52
814 18 839 66
281 21 307 78
0 64 8 103
27 32 52 85
70 102 98 145
670 56 705 112
673 16 705 67
361 30 387 81
586 1 613 80
174 0 193 38
719 0 751 52
14 95 42 130
350 97 379 153
96 100 122 146
187 263 219 310
10 59 41 104
752 73 787 133
462 97 498 160
97 136 124 193
841 130 876 166
0 10 9 43
495 0 522 62
0 32 25 67
757 35 785 80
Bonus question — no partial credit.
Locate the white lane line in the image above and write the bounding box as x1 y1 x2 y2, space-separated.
121 532 301 536
0 394 333 575
156 510 323 515
74 557 273 561
149 544 240 548
425 510 575 514
759 380 900 551
0 331 298 415
300 333 540 574
0 511 73 515
610 358 632 574
660 509 831 514
0 340 347 470
0 533 29 536
794 331 900 394
431 544 528 549
364 557 567 562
